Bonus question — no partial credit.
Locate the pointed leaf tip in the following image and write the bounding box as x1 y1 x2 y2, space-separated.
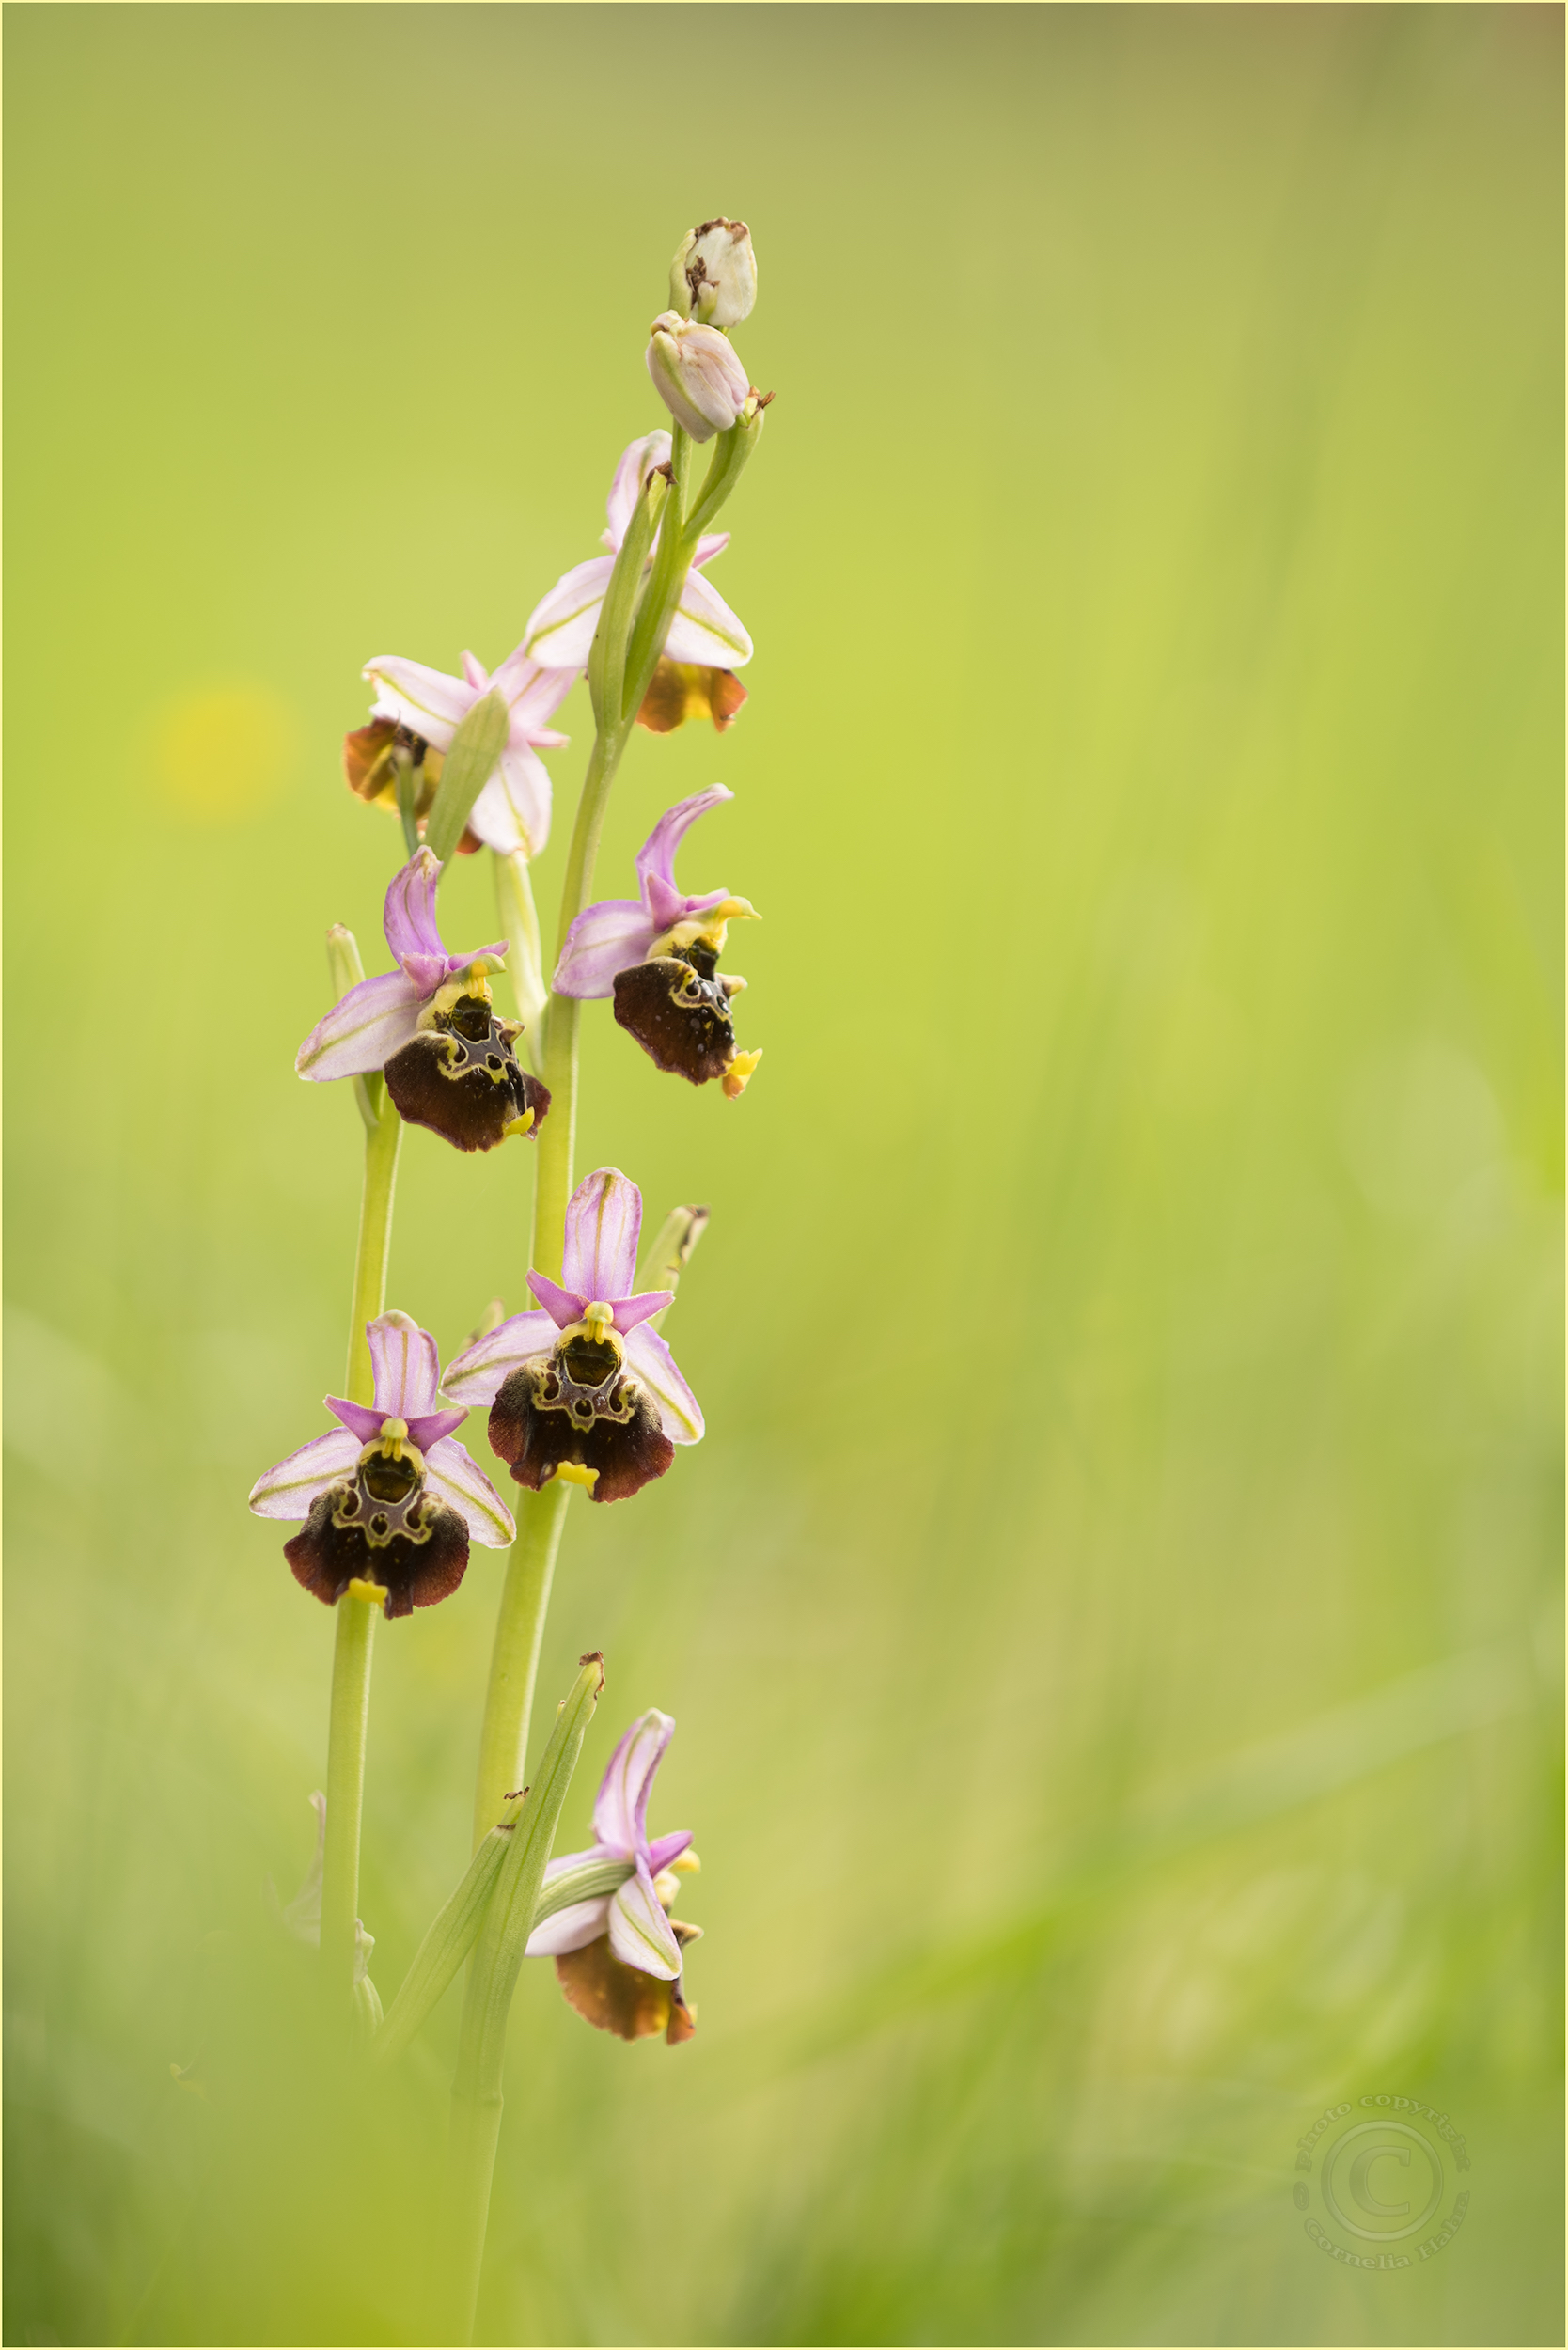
424 688 511 863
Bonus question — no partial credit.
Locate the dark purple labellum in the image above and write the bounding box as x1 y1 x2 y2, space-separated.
384 991 550 1152
613 942 736 1086
488 1340 673 1504
284 1450 469 1618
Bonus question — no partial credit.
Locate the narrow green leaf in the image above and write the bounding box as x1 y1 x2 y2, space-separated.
453 1654 605 2099
423 689 510 864
374 1826 630 2067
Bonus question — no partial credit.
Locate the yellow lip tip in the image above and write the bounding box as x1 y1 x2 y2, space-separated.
346 1578 389 1611
551 1461 600 1493
721 1049 763 1101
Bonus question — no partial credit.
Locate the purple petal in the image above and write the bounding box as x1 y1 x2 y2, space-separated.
690 530 730 569
439 1310 559 1408
423 1436 516 1547
325 1397 384 1445
526 1272 588 1330
607 1861 682 1980
466 744 552 859
525 1896 612 1958
368 1311 441 1417
646 1829 695 1873
562 1168 642 1303
383 849 448 989
461 650 490 690
364 653 475 750
664 567 753 668
521 555 616 670
635 788 734 933
295 969 424 1082
592 1709 675 1854
248 1428 360 1520
623 1323 704 1443
552 899 656 999
609 1291 672 1336
604 430 672 549
405 1406 467 1449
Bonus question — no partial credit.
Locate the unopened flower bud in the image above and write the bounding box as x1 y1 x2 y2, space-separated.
669 218 758 329
646 313 750 444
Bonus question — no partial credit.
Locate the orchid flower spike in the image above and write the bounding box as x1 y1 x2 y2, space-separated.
555 788 761 1099
441 1168 704 1504
295 849 550 1152
525 1709 701 2044
248 1311 515 1617
347 644 573 860
520 432 752 735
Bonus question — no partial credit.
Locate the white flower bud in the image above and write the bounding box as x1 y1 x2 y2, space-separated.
646 312 751 444
669 217 758 329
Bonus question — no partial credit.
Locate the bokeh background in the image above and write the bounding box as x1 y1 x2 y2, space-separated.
5 6 1561 2344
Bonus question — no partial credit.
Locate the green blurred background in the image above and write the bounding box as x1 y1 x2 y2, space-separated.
5 5 1561 2343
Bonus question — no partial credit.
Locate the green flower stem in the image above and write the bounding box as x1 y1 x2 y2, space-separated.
377 1835 631 2067
320 1089 403 1999
321 1590 378 1989
469 1481 571 1850
530 720 631 1277
344 1098 403 1407
447 1657 604 2342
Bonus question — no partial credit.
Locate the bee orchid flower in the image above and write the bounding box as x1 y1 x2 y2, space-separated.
441 1167 703 1503
351 644 573 860
249 1311 515 1617
554 786 761 1097
296 848 550 1152
520 431 752 728
525 1708 701 2044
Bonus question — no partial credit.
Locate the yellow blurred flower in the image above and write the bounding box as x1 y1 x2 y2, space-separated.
151 685 296 821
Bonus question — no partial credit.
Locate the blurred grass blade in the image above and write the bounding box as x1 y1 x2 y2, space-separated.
423 690 509 863
760 1641 1546 2067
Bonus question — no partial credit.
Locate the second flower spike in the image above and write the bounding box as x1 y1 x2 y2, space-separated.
296 851 550 1152
554 788 761 1099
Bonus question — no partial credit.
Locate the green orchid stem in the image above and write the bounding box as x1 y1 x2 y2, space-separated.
321 1588 378 1989
470 1480 571 1849
448 1657 604 2343
531 719 628 1277
345 1098 403 1406
320 1091 403 2000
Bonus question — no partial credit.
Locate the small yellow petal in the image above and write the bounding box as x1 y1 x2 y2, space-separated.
346 1578 389 1610
722 1049 762 1102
